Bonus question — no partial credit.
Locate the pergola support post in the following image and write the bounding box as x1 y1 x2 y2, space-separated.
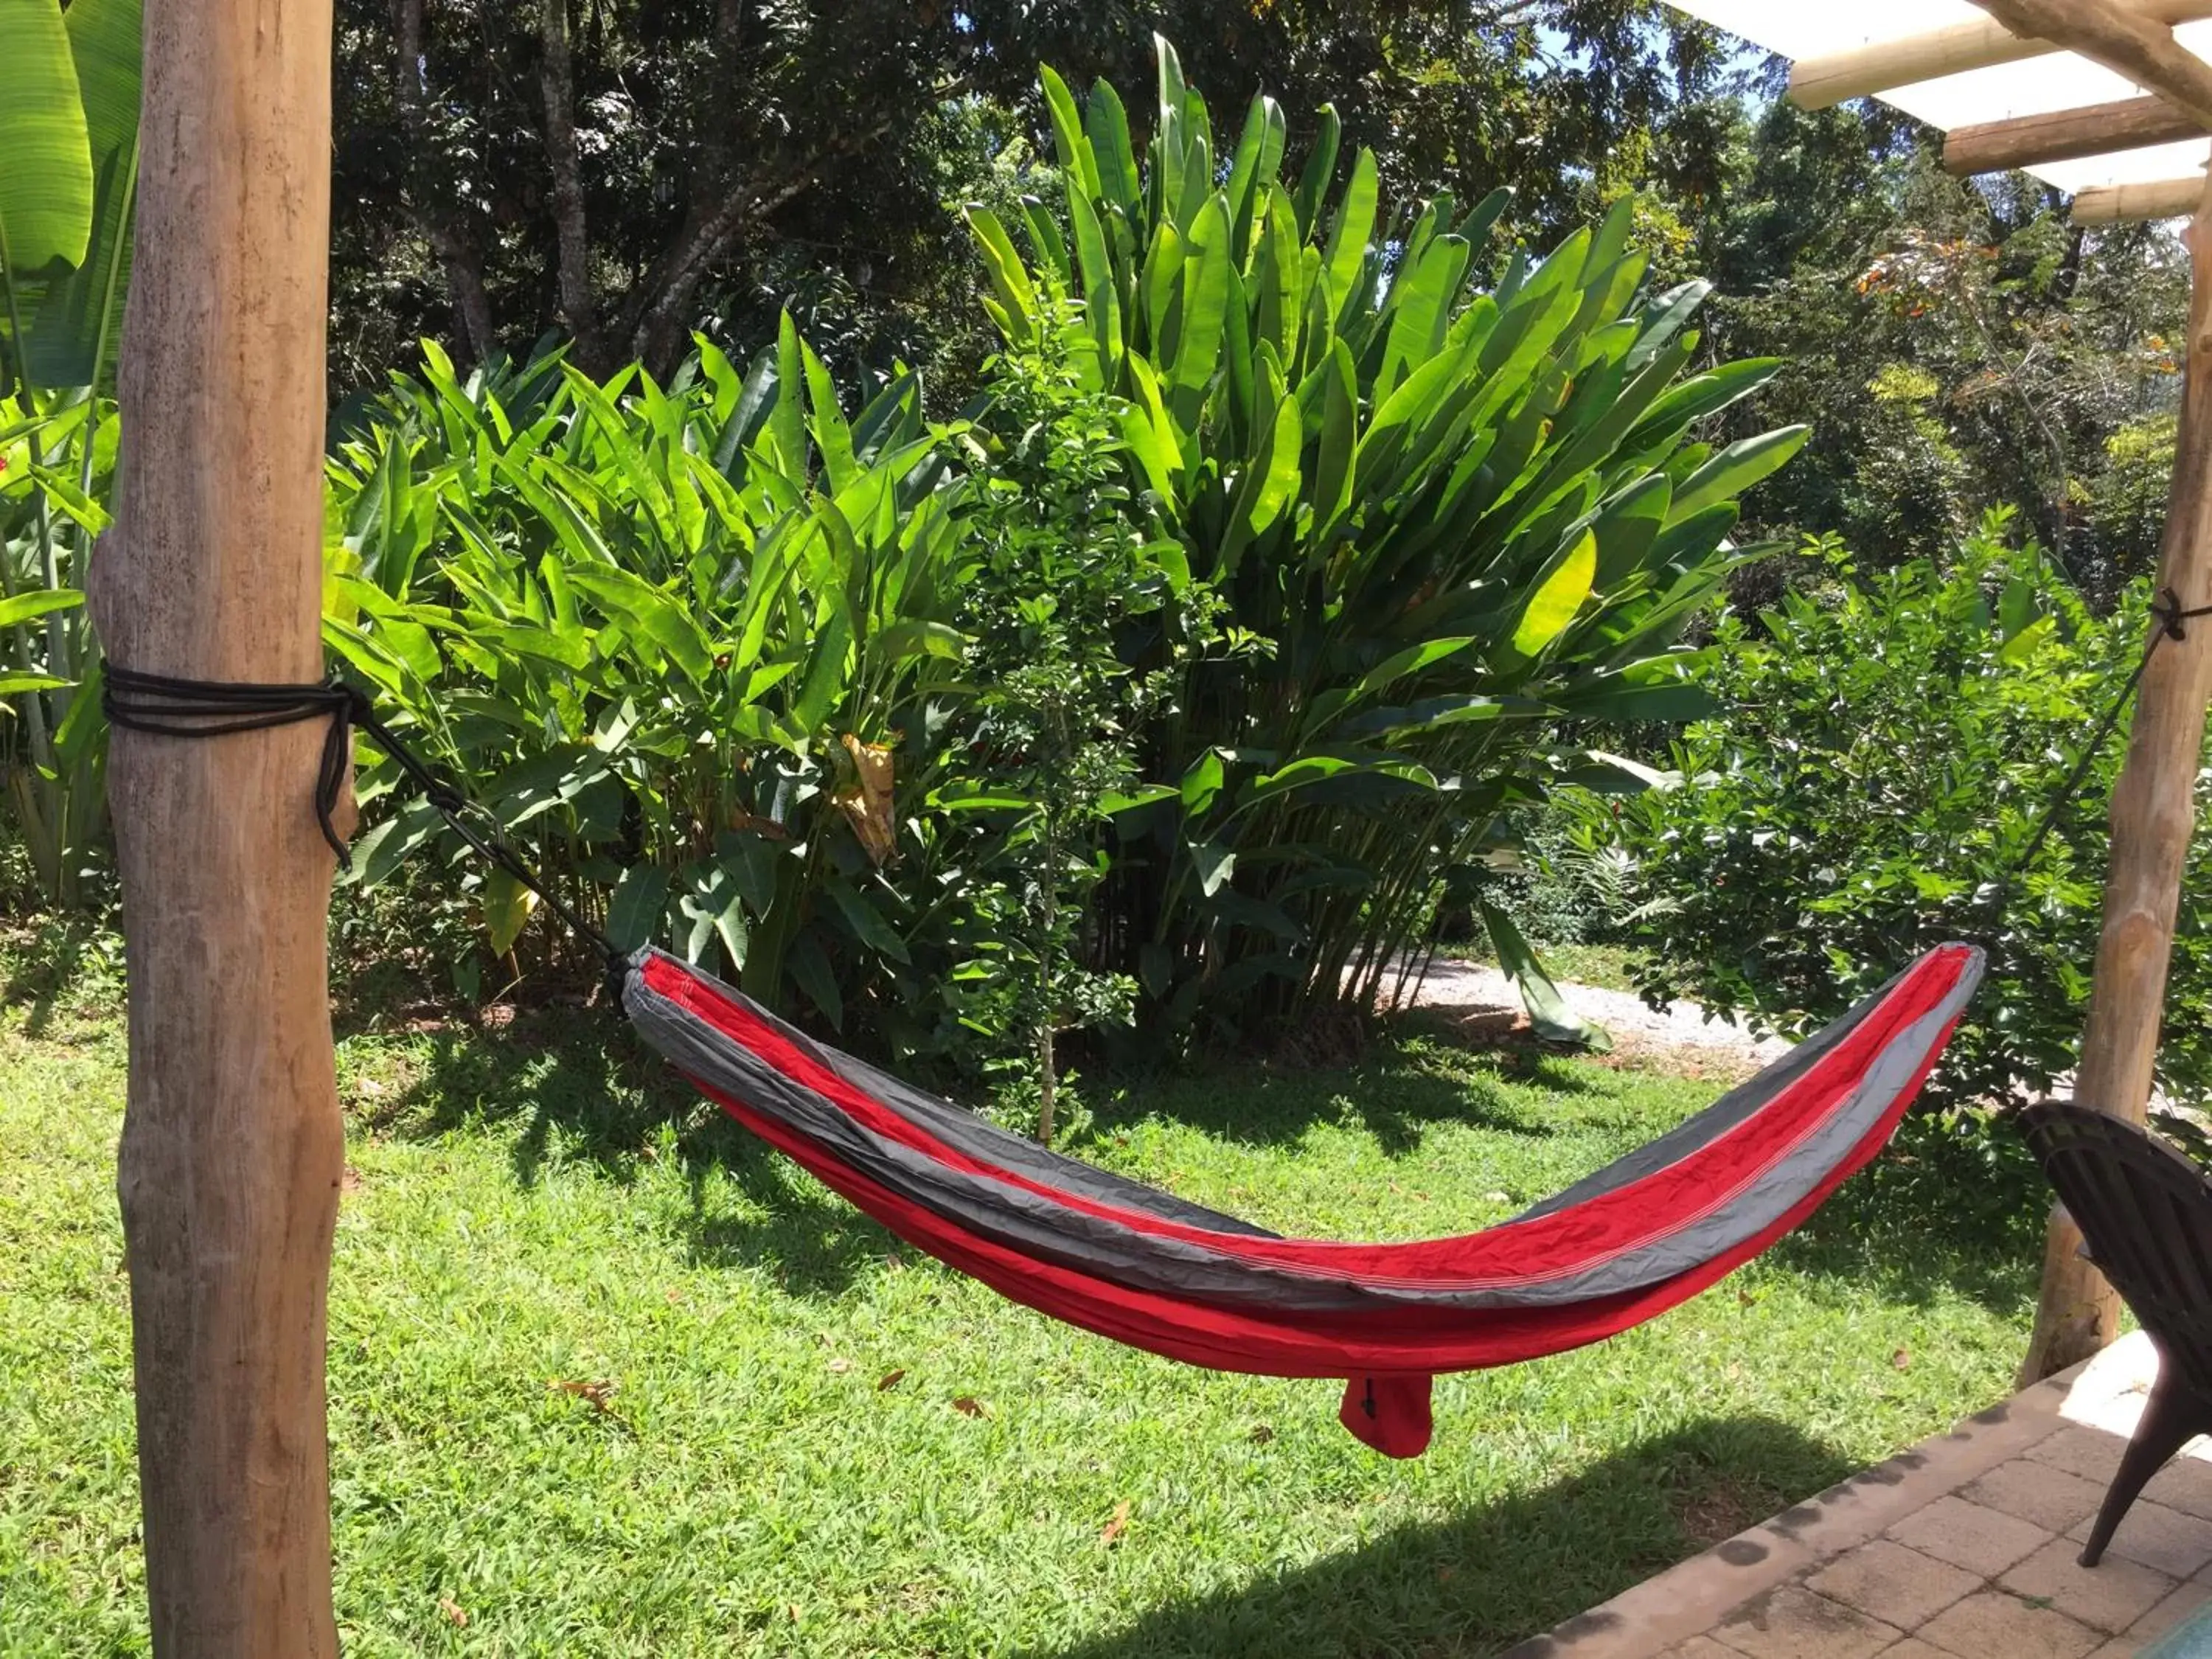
2020 172 2212 1385
83 0 345 1644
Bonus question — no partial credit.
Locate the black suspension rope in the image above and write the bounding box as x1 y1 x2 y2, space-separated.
102 664 625 974
1986 588 2212 907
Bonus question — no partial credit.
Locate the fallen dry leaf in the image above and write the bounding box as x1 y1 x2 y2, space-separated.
951 1396 989 1418
552 1378 618 1414
1100 1500 1132 1546
437 1597 468 1628
877 1368 907 1391
827 1357 853 1374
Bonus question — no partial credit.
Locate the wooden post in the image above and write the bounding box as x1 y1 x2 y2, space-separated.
2019 172 2212 1385
83 0 344 1644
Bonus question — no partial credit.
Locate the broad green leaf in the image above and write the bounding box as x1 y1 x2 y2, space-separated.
1191 840 1236 897
1040 65 1099 203
1290 102 1341 237
0 0 92 272
1670 426 1810 521
1180 749 1225 813
1085 78 1142 216
824 878 910 964
606 865 671 953
1481 900 1610 1050
1508 531 1599 660
24 0 139 388
967 204 1037 347
481 868 538 956
0 588 83 629
1318 147 1377 322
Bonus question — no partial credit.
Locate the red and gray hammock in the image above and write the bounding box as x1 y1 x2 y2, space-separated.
622 942 1982 1456
97 666 1986 1458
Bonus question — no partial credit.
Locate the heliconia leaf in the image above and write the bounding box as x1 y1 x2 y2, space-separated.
1040 64 1100 203
1669 426 1810 521
1628 279 1711 372
606 864 671 953
1621 358 1780 454
0 588 83 630
1319 148 1378 324
1085 77 1143 217
24 0 139 388
0 0 93 271
1180 749 1225 813
1171 193 1234 407
1452 186 1513 251
1507 531 1599 661
964 204 1038 347
1191 840 1236 897
799 336 860 495
481 868 539 957
1290 102 1341 238
1100 783 1178 815
1068 191 1123 365
1307 340 1357 541
1590 473 1674 590
763 312 808 483
1480 900 1610 1051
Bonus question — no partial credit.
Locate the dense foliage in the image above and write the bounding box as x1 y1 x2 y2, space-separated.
326 330 970 1030
1582 520 2212 1113
966 41 1804 1036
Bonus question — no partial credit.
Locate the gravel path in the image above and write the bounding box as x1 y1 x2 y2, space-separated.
1405 956 1795 1069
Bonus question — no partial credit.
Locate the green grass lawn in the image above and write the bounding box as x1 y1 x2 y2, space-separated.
0 955 2037 1657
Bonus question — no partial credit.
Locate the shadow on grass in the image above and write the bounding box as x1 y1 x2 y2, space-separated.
1023 1413 1857 1659
1079 1015 1598 1158
353 995 896 1297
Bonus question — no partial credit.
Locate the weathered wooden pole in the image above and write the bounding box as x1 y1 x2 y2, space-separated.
2020 172 2212 1384
83 0 344 1642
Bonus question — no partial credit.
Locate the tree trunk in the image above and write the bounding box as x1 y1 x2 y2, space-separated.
83 0 346 1641
392 0 497 362
2019 171 2212 1386
538 0 602 369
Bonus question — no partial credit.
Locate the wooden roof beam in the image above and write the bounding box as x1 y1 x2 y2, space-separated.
2073 172 2211 220
1791 0 2212 111
1944 94 2203 174
1972 0 2212 133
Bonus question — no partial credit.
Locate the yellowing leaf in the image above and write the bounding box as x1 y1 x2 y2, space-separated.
481 868 539 957
1509 531 1598 660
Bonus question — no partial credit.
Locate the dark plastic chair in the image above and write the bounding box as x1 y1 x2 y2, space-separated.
2020 1102 2212 1567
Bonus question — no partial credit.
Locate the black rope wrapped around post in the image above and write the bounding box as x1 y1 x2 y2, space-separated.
102 665 626 978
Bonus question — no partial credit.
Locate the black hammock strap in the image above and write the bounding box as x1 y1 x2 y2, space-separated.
1993 587 2212 894
101 664 624 973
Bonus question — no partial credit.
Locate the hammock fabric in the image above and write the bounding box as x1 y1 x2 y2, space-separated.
623 942 1983 1457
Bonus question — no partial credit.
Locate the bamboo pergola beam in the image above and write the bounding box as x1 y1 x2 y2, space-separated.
1972 0 2212 132
1792 1 2212 111
1944 94 2203 175
2074 173 2212 221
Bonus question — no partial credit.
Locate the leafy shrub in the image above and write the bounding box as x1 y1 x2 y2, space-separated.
1583 515 2212 1114
325 330 972 1029
0 392 111 908
970 38 1810 1036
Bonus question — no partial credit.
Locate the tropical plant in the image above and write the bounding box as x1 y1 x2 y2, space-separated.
1580 517 2212 1117
964 37 1808 1036
927 305 1192 1137
325 330 972 1023
0 0 141 908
